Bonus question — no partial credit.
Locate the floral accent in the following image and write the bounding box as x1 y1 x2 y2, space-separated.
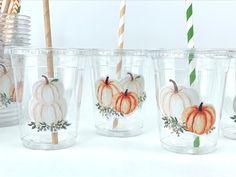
28 120 71 132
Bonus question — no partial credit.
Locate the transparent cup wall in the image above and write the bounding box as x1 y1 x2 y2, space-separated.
222 55 236 139
91 50 147 137
0 13 31 127
153 50 230 154
11 49 84 150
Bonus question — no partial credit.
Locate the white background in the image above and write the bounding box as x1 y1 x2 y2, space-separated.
1 1 236 177
21 0 236 48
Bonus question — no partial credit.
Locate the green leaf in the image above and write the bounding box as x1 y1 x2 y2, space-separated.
193 136 200 148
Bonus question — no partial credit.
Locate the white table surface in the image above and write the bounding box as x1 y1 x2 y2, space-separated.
1 117 236 177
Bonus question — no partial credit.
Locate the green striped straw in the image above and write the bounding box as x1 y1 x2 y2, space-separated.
186 0 196 86
186 0 200 148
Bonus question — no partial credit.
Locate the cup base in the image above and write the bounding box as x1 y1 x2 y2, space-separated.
21 134 76 150
96 125 142 137
222 127 236 140
161 137 217 155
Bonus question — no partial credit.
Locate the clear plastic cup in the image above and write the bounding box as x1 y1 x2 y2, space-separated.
10 48 85 150
152 50 230 154
0 14 31 127
91 49 148 137
222 51 236 139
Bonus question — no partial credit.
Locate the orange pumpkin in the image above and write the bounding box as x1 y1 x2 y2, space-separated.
112 89 138 115
96 76 122 107
182 102 216 135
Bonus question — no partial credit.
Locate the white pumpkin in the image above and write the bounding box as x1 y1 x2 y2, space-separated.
0 63 14 97
120 72 144 96
32 75 64 103
29 98 67 125
233 96 236 113
95 76 122 107
159 79 199 119
29 75 67 125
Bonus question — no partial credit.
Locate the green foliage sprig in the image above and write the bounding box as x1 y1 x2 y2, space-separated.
96 103 124 119
162 116 187 136
28 120 71 132
0 93 12 108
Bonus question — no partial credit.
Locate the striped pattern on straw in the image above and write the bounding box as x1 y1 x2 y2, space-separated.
11 0 20 14
186 0 196 86
0 0 2 12
116 0 126 77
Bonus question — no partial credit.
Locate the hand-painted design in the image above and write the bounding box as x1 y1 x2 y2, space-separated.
95 76 122 107
182 102 216 135
121 72 144 96
159 79 199 119
230 115 236 123
0 63 14 107
95 73 146 119
96 102 124 119
0 93 12 108
233 96 236 113
162 116 187 136
28 120 70 132
28 75 68 131
162 102 216 137
113 89 138 115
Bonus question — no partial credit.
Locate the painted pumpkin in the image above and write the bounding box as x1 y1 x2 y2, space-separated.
0 63 14 97
120 72 144 96
112 89 138 115
232 96 236 113
95 76 122 107
11 81 24 102
29 98 67 125
32 75 64 103
182 102 216 135
29 75 67 125
159 79 199 118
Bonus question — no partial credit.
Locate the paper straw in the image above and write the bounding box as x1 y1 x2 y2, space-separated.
186 0 199 148
43 0 57 144
11 0 20 14
113 0 126 129
116 0 126 77
186 0 196 86
43 0 54 78
0 0 3 12
3 0 11 13
17 1 21 13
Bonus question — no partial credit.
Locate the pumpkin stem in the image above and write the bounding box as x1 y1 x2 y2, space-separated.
198 102 204 112
124 89 128 96
169 79 178 93
42 75 49 84
0 63 7 74
105 76 109 84
127 72 134 81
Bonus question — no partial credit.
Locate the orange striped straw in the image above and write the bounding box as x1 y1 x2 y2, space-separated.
11 0 20 14
116 0 126 78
